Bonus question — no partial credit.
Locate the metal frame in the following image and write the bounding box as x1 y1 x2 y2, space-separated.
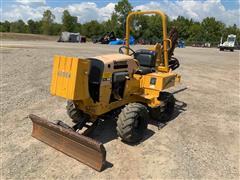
125 10 169 72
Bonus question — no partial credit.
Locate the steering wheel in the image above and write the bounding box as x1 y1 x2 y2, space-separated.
119 46 136 56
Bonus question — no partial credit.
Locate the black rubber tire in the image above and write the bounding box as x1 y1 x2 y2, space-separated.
116 103 149 143
230 49 234 52
66 100 84 123
150 92 175 121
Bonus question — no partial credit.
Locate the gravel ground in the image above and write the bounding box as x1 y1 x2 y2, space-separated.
1 41 239 179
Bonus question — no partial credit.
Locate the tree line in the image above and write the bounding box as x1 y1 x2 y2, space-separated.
0 0 239 44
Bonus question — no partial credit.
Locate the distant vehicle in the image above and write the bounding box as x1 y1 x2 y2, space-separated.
92 31 116 44
58 32 86 43
178 39 185 48
109 35 135 45
219 34 236 52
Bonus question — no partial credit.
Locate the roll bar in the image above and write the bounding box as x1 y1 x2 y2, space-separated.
125 10 169 72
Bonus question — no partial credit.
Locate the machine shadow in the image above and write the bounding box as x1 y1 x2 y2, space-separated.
88 118 154 171
104 161 114 170
148 99 187 129
87 99 186 171
88 99 187 145
88 118 118 144
88 117 155 145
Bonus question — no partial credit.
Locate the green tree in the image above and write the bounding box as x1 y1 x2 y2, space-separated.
81 20 104 38
188 22 204 42
27 19 42 34
201 17 225 43
0 21 11 32
28 19 35 33
41 10 55 35
114 0 133 37
51 23 62 35
1 1 240 46
222 24 240 42
62 10 78 32
148 15 163 41
171 16 193 40
130 15 164 43
102 14 118 33
109 13 119 35
130 14 148 40
74 23 82 33
10 20 28 33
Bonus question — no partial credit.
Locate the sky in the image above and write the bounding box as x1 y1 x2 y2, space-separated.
0 0 239 26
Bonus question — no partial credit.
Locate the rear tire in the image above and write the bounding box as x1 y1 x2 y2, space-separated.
66 101 84 123
150 92 175 121
116 103 149 143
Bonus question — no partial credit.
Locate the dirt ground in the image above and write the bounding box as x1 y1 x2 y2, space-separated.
1 40 239 179
1 32 58 41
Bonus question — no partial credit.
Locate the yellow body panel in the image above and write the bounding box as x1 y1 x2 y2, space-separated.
141 73 176 91
50 55 90 100
73 72 179 117
74 78 143 117
49 54 180 119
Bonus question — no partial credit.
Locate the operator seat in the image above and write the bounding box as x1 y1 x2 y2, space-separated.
134 49 157 75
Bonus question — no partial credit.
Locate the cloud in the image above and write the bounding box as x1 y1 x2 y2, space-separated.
16 0 46 6
2 2 115 23
134 0 240 26
2 4 47 22
1 1 239 26
64 2 115 23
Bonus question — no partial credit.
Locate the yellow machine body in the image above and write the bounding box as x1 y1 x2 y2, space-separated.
50 10 181 120
50 55 180 119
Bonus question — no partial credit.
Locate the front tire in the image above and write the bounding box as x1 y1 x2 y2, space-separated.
116 103 149 143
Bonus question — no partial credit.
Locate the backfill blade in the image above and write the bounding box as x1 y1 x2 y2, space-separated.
29 114 106 171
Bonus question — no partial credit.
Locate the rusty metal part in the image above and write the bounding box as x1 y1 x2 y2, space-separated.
29 114 106 171
168 27 178 58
